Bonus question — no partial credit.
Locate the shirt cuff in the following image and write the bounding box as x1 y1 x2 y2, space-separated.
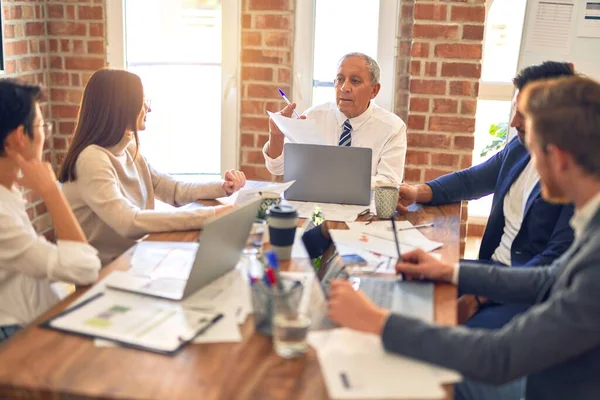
451 262 460 285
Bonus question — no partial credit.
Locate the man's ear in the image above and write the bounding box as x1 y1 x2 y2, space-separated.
3 125 27 154
370 83 381 99
548 144 571 173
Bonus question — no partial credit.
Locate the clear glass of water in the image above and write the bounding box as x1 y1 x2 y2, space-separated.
272 284 311 358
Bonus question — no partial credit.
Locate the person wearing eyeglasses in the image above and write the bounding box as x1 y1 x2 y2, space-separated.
59 69 246 266
0 79 101 343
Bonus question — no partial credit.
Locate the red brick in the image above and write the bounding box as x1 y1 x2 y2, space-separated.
433 99 458 113
410 60 421 75
242 13 252 28
264 31 291 47
463 25 485 41
401 4 414 19
408 115 426 131
66 5 76 20
5 40 28 56
72 73 80 87
244 150 266 164
242 66 273 81
4 24 14 39
451 5 485 23
73 40 85 53
406 150 429 166
4 60 16 74
435 44 482 59
460 99 477 115
248 0 291 10
49 56 63 69
460 154 473 169
410 79 446 95
441 62 481 79
240 165 275 181
409 98 430 112
277 68 291 83
78 5 103 20
25 22 44 36
241 116 269 131
425 168 452 182
58 122 77 136
247 83 289 99
242 31 262 46
48 39 58 52
241 100 265 115
424 62 437 77
65 57 105 71
429 116 475 133
87 40 104 54
18 57 42 73
431 153 459 167
265 101 286 112
413 24 459 40
53 137 67 151
450 80 479 96
256 134 269 148
414 3 447 21
404 167 422 183
454 135 475 150
411 42 430 58
241 133 255 147
407 133 451 148
47 21 86 36
51 105 80 119
242 49 288 64
47 4 64 18
254 14 292 29
89 23 104 37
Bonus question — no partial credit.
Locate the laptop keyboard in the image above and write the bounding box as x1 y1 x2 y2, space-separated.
357 277 395 309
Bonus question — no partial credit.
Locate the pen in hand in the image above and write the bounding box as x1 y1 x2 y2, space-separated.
278 88 301 119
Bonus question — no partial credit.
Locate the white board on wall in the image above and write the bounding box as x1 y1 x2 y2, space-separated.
518 0 600 80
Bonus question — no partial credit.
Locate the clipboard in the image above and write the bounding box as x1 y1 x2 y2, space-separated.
40 292 223 356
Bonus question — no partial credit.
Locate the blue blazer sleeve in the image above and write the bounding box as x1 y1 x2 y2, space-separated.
425 146 507 206
522 204 575 267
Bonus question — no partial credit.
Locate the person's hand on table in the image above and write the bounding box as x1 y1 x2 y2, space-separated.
396 248 456 282
222 170 246 195
397 184 418 214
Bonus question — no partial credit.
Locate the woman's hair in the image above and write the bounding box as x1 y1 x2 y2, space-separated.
59 69 144 182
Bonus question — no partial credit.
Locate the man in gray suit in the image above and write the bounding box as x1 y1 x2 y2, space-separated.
328 76 600 400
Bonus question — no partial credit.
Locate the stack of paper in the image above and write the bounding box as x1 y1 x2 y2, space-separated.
346 220 443 252
285 200 370 222
219 180 295 205
308 328 461 399
267 111 326 144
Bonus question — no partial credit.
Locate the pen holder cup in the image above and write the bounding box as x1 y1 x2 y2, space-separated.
251 279 304 337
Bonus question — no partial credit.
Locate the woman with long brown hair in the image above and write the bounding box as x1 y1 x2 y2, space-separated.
59 69 246 265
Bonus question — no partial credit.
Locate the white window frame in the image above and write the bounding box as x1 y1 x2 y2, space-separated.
292 0 399 114
106 0 240 173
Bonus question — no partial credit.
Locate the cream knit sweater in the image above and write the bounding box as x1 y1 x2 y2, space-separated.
61 133 227 265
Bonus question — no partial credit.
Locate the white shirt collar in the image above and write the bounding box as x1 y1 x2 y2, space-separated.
570 192 600 239
335 101 374 131
0 183 26 208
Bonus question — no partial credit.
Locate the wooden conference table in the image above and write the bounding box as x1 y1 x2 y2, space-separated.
0 201 461 400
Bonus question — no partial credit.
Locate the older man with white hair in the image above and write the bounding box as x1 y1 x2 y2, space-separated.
263 52 407 184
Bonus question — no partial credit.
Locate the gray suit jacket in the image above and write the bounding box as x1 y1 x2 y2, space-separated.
382 208 600 400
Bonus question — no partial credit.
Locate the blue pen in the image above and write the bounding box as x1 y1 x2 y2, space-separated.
278 88 301 119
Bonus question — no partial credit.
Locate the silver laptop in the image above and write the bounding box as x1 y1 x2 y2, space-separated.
306 235 434 322
283 143 371 205
106 198 261 300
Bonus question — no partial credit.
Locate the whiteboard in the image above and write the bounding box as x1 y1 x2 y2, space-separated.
518 0 600 80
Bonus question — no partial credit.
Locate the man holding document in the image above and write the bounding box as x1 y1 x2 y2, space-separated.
328 76 600 400
263 52 407 184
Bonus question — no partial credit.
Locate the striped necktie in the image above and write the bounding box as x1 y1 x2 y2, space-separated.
339 119 352 147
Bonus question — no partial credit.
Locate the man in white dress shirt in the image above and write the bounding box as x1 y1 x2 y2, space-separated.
263 52 407 184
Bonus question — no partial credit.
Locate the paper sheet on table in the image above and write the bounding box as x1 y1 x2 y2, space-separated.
129 242 198 280
285 200 369 222
346 221 443 252
308 329 461 399
329 229 416 259
232 180 296 205
267 111 326 144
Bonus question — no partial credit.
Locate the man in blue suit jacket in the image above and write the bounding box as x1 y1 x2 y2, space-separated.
397 61 576 330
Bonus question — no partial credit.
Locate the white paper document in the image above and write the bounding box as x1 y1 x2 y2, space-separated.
129 242 198 280
346 221 443 252
525 0 575 55
285 200 369 222
232 180 296 205
308 328 461 399
266 111 326 144
578 1 600 38
329 229 414 259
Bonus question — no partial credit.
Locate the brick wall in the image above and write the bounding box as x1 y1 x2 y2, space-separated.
239 0 294 181
2 0 107 237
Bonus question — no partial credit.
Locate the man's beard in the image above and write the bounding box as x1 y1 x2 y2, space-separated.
540 177 570 204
